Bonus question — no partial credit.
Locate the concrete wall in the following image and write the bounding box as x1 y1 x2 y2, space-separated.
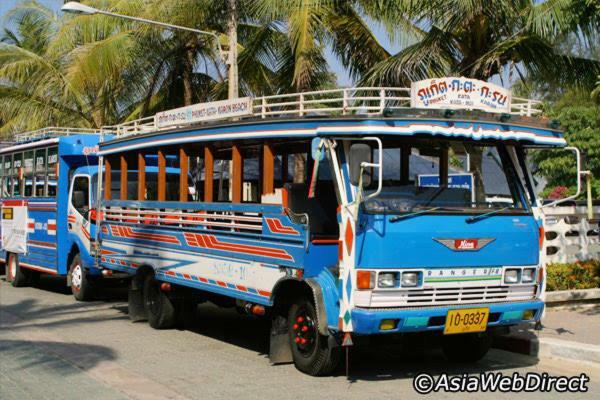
542 204 600 264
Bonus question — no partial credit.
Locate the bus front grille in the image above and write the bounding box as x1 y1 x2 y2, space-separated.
366 285 537 308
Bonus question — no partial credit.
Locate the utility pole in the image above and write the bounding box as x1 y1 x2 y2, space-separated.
227 0 238 99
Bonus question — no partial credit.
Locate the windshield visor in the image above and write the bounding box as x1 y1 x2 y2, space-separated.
357 139 528 214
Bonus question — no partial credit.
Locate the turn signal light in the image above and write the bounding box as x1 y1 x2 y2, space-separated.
538 225 544 250
523 310 536 320
357 271 375 289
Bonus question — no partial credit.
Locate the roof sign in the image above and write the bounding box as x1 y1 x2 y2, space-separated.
155 97 253 129
410 77 511 113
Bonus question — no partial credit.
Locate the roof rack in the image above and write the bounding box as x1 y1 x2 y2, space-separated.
102 86 544 138
14 127 107 143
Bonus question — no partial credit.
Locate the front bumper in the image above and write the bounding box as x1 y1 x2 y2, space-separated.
350 300 544 335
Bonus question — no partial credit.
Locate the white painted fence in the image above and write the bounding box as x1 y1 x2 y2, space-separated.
542 203 600 264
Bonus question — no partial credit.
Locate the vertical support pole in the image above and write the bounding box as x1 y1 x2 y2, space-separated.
281 153 288 184
137 151 146 201
440 147 449 187
120 155 128 200
232 145 243 203
179 146 189 202
400 145 410 184
262 143 274 195
104 157 112 200
204 146 214 202
158 149 166 202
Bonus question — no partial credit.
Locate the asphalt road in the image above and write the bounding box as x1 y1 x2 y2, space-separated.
1 275 599 400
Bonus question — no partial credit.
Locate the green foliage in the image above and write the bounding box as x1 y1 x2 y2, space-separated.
531 92 600 198
360 0 600 89
545 260 600 291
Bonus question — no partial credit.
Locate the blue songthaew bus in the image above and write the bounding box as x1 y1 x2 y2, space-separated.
95 81 585 375
0 128 115 300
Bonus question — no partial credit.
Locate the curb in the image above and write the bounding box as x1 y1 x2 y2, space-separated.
493 334 600 366
545 288 600 304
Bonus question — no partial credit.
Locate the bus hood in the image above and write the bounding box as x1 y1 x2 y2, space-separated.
355 213 540 268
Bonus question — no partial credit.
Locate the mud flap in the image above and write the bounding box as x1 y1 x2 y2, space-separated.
269 314 293 364
128 275 146 322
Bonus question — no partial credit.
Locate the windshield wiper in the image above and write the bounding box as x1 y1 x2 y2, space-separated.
389 206 456 223
465 207 511 224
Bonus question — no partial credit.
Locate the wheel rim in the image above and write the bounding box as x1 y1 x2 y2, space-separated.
9 256 16 280
292 306 317 357
71 264 82 292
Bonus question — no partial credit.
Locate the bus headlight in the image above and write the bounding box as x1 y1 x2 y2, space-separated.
504 269 520 284
378 272 399 288
522 268 536 283
401 272 419 287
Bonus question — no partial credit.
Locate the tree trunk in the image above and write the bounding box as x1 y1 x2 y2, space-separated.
226 0 238 99
293 154 306 184
183 44 195 106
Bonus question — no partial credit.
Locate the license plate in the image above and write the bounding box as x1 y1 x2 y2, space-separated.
444 308 489 335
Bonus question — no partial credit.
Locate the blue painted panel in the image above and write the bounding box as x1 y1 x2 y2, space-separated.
356 213 539 268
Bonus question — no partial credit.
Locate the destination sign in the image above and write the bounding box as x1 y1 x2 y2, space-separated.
410 77 511 113
155 97 254 128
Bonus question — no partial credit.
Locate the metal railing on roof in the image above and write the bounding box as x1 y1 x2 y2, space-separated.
101 87 544 138
14 127 107 143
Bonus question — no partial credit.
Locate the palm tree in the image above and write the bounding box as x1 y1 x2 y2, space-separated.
362 0 600 89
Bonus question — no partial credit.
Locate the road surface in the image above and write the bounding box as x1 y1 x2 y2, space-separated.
1 275 598 399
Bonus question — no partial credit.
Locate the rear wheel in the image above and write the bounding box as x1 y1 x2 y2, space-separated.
69 254 94 301
441 332 491 362
288 297 340 376
143 274 176 329
7 253 29 287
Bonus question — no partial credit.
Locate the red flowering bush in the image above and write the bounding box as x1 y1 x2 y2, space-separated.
547 186 569 200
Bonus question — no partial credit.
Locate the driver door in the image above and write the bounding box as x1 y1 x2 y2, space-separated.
68 175 92 251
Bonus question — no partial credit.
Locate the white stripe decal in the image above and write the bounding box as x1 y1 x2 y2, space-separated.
99 123 564 155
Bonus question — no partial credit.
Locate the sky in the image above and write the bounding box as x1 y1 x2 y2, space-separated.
0 0 405 87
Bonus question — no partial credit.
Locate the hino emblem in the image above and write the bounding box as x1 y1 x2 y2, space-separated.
434 238 495 251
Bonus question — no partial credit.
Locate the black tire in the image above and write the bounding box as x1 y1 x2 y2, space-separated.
288 297 341 376
143 274 176 329
69 254 94 301
7 253 29 287
441 332 491 363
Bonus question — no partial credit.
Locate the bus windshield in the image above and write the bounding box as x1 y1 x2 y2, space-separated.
359 139 528 214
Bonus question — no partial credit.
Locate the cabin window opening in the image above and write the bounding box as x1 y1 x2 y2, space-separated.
35 148 47 197
47 147 58 197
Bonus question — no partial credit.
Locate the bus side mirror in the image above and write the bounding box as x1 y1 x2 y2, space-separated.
349 143 372 187
542 147 593 219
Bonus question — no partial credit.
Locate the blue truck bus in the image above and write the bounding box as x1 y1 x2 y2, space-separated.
0 128 113 300
93 83 580 375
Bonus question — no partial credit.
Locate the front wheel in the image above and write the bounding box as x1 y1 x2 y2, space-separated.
7 253 29 287
69 254 94 301
288 298 340 376
441 332 491 363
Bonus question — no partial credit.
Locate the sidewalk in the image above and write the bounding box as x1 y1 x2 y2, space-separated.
494 303 600 364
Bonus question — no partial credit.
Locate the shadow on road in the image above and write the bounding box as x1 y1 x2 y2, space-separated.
0 339 117 375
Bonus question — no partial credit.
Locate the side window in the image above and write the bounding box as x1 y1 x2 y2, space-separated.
47 147 58 197
24 150 34 197
12 152 22 197
71 176 90 218
35 148 47 197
